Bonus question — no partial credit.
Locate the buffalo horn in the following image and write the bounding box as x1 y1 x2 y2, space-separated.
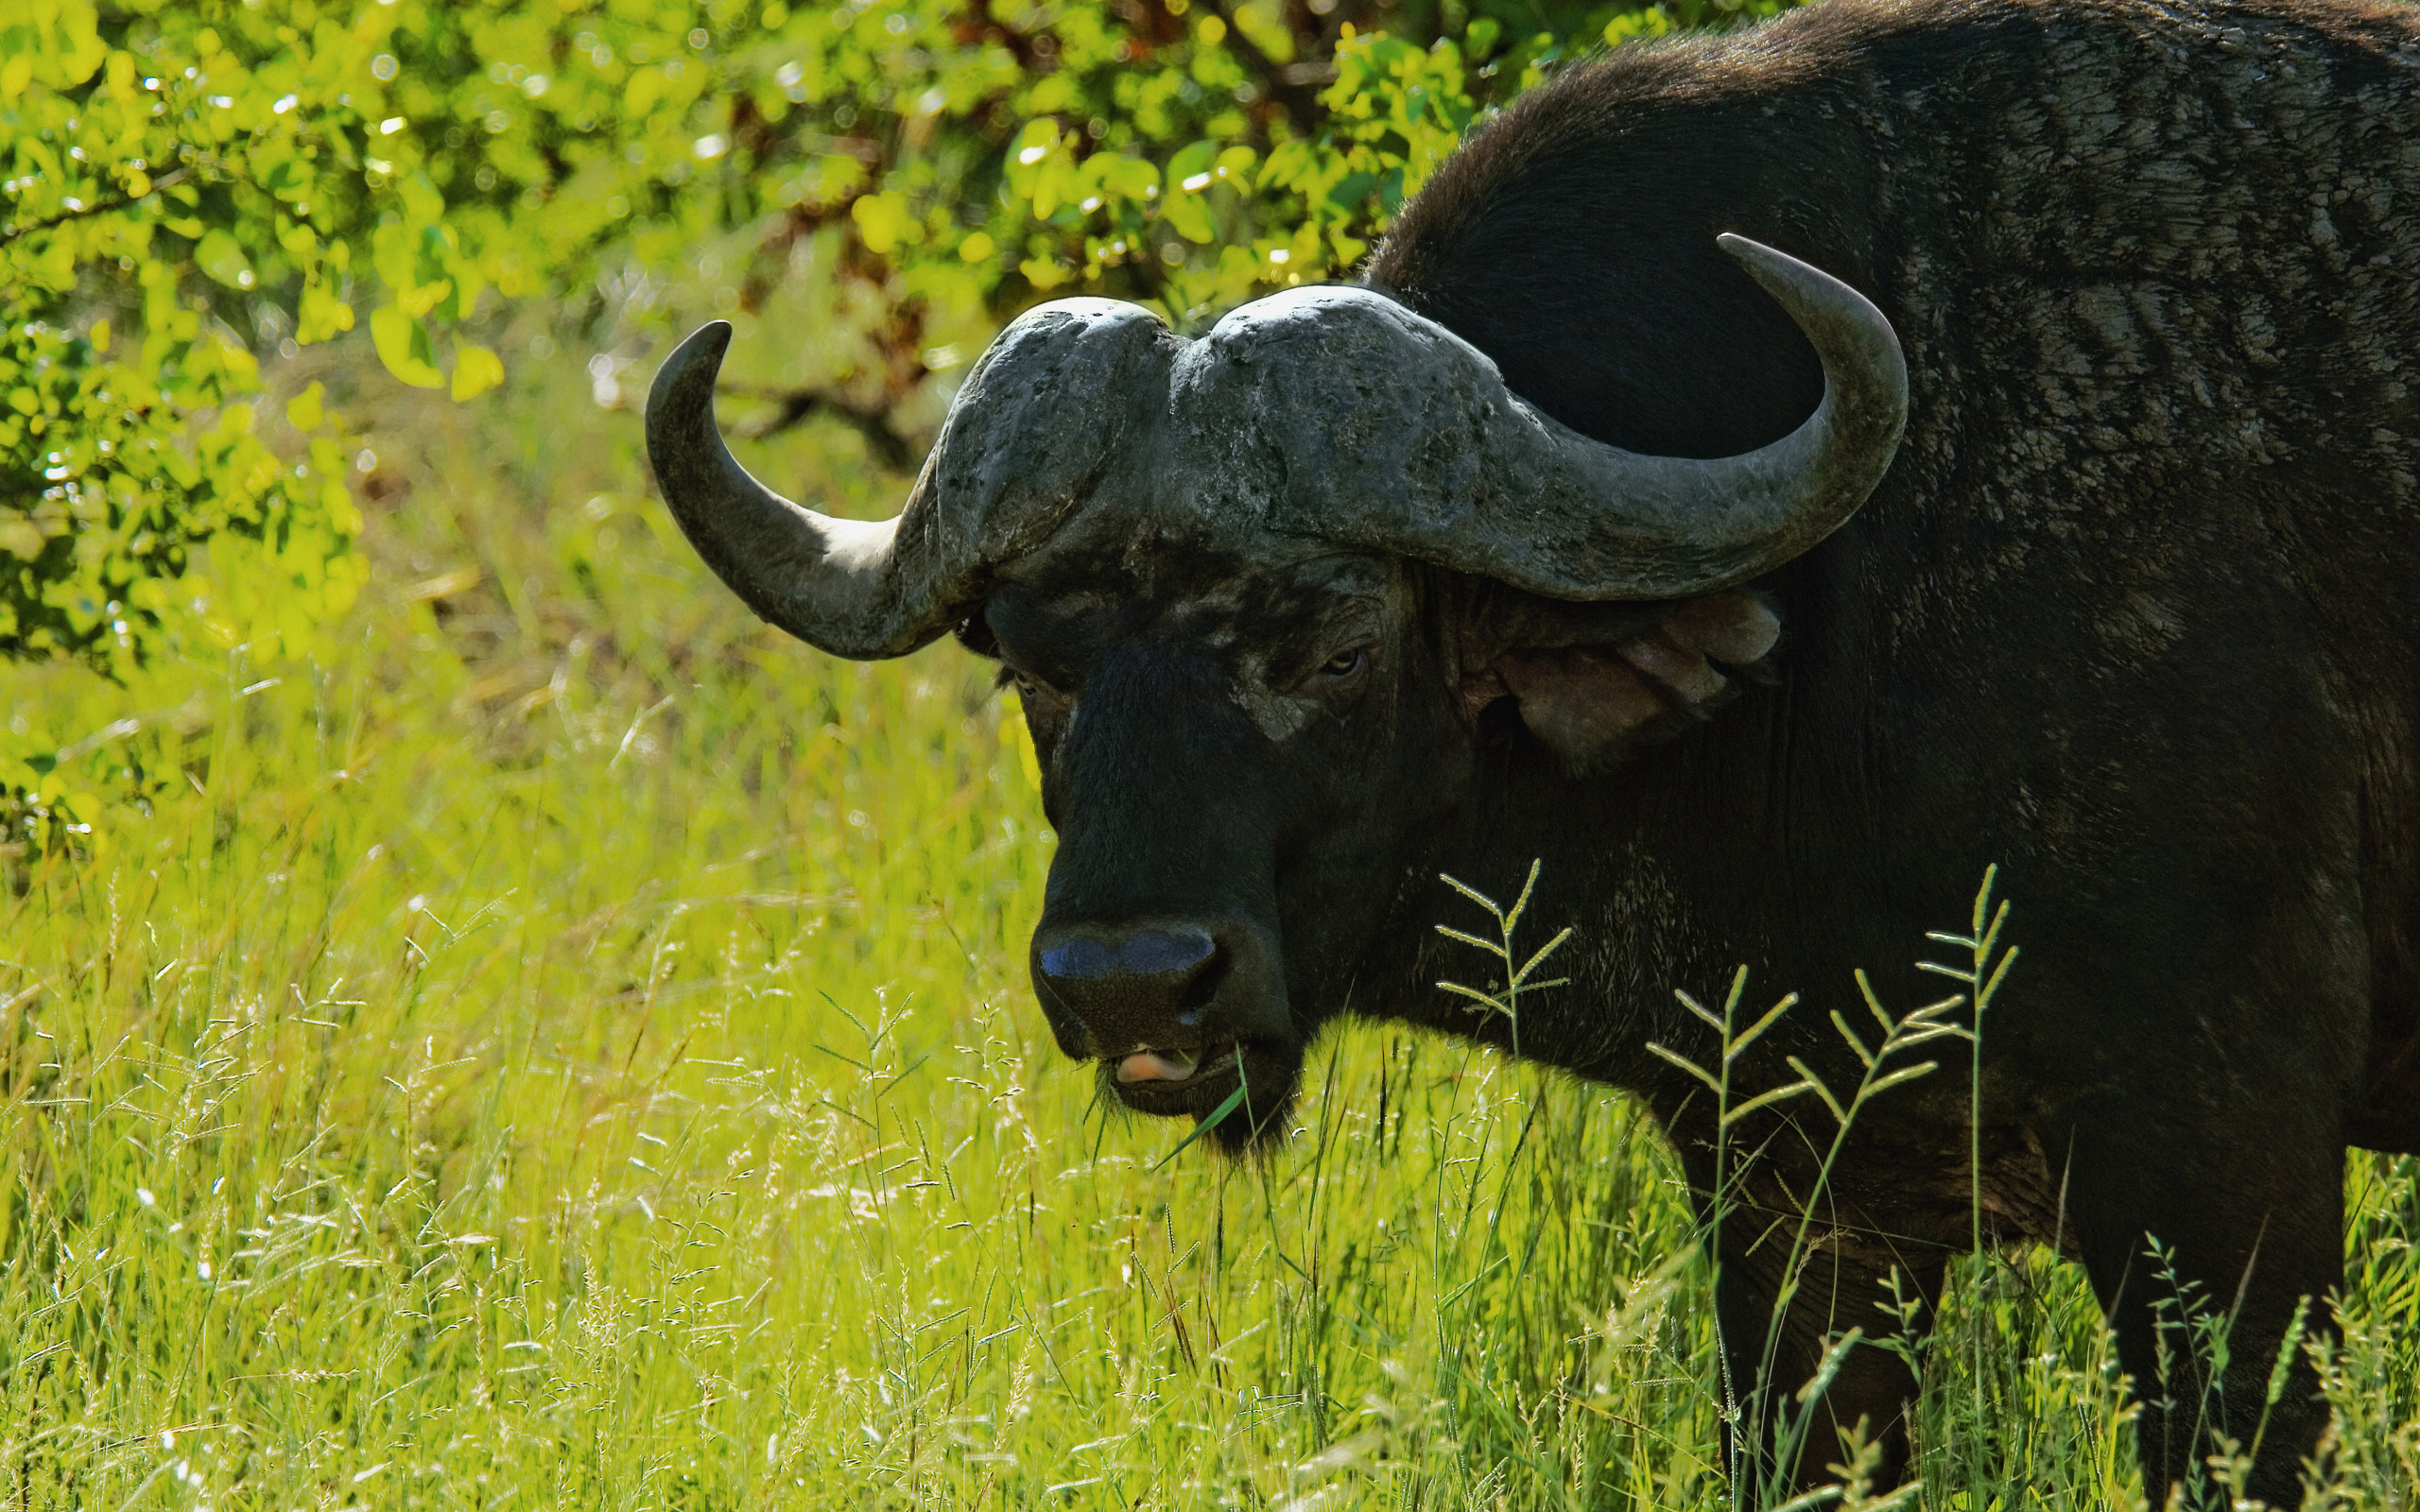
1485 232 1910 598
645 301 1174 659
1208 233 1908 601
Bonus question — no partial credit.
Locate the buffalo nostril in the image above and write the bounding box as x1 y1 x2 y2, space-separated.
1041 926 1217 984
1035 924 1225 1042
1111 927 1218 980
1038 936 1115 982
1176 953 1229 1013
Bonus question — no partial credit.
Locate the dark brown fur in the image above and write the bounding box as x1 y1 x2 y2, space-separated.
1376 0 2420 1152
1360 0 2420 1497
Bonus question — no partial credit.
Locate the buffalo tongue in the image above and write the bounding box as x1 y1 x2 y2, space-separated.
1116 1048 1200 1084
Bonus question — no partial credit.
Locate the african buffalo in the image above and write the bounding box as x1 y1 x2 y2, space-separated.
647 0 2420 1499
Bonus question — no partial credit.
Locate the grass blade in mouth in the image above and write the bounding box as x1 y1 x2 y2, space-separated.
1151 1072 1250 1171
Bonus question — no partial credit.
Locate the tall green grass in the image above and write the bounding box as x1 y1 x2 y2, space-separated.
3 337 2413 1509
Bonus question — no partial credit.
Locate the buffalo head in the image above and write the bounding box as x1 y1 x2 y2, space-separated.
646 234 1905 1149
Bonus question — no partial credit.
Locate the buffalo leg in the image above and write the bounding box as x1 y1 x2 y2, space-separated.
2064 1110 2342 1506
1706 1210 1948 1497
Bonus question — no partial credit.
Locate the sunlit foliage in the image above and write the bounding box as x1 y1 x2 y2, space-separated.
1 0 1773 830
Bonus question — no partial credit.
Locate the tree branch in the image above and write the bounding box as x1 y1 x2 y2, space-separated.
1 168 191 240
1212 2 1331 126
722 384 922 471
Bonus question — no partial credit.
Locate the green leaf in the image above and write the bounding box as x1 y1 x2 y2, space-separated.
369 305 443 388
1096 156 1160 201
448 344 504 402
194 229 256 290
1167 140 1220 187
1645 1040 1720 1095
851 190 913 254
1720 1078 1815 1128
1326 169 1382 210
285 382 324 431
1163 193 1216 243
1785 1057 1848 1124
298 283 354 344
1151 1078 1250 1169
1724 990 1801 1064
262 156 313 198
1862 1061 1942 1100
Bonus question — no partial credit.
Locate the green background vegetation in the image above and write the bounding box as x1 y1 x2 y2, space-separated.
4 0 2416 1506
4 0 1708 820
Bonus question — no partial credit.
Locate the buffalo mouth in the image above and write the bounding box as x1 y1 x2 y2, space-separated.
1099 1037 1304 1153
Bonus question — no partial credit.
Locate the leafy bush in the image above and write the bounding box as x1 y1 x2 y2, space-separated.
3 0 1778 832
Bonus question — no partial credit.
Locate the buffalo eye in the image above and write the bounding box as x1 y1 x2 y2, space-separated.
1305 644 1374 688
996 663 1051 703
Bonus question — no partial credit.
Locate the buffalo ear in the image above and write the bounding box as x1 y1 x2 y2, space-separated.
1475 591 1781 773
